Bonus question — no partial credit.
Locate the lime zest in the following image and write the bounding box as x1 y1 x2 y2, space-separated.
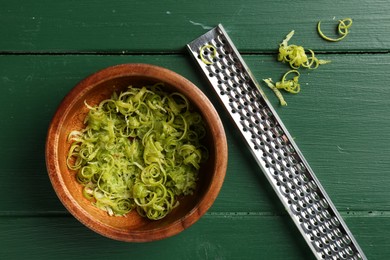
278 30 331 69
263 70 303 106
66 84 207 220
318 18 353 42
275 70 301 94
200 44 217 65
263 78 287 106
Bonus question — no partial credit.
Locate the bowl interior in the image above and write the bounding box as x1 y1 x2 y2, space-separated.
46 64 227 242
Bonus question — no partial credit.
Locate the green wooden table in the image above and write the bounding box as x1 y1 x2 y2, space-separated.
1 1 389 259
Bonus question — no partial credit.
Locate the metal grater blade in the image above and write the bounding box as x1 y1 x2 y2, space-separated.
186 24 366 260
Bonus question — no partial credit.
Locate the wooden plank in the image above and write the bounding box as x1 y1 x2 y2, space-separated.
1 0 389 52
0 54 389 214
0 215 387 259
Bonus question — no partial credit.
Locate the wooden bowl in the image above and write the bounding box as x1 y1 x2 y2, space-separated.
45 64 227 242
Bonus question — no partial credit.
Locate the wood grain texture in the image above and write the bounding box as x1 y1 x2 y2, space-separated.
0 215 388 259
0 0 389 52
1 54 389 215
1 0 389 257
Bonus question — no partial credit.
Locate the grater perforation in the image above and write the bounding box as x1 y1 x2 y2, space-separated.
187 24 366 260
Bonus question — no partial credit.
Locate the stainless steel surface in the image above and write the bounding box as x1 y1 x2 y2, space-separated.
186 24 366 260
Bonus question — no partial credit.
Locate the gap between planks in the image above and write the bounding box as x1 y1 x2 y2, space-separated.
0 210 389 218
0 50 389 56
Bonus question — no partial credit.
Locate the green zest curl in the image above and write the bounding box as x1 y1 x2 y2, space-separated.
318 18 353 42
263 70 301 106
67 84 208 220
263 78 287 106
275 70 301 94
200 44 217 65
278 30 331 69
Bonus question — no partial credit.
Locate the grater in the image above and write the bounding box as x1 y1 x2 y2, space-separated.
186 24 366 260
